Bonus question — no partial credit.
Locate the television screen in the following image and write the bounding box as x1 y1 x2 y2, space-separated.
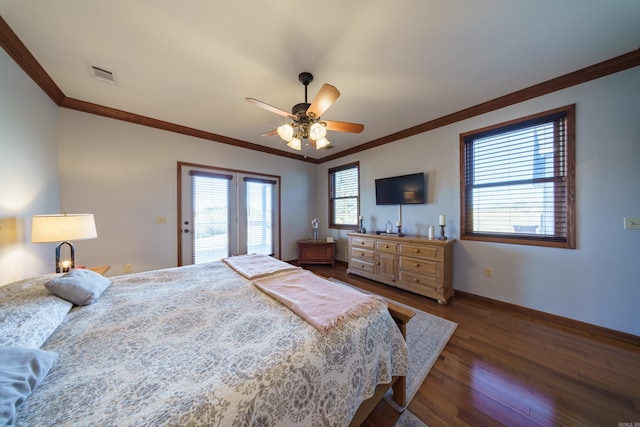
375 172 426 205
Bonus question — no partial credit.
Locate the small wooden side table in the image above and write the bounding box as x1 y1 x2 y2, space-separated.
88 265 111 276
297 240 336 266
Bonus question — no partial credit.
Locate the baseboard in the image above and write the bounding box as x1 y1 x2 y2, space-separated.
455 290 640 347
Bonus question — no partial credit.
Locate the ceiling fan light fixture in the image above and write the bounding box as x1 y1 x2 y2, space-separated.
287 137 302 150
309 122 327 140
247 72 364 153
315 137 330 149
277 124 294 142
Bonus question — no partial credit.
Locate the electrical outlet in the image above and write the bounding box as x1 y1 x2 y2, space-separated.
484 267 493 278
156 216 167 224
124 264 133 273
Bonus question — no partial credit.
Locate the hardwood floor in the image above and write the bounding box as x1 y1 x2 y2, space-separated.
303 263 640 427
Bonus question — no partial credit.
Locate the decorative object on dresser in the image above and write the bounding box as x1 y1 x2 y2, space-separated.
311 217 319 240
297 239 336 266
31 213 98 273
438 214 447 240
347 232 455 304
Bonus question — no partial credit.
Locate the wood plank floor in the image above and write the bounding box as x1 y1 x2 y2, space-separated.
303 263 640 427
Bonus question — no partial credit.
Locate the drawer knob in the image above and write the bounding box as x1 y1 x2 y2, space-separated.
414 278 420 283
385 244 389 248
414 249 420 253
414 263 420 267
360 252 365 256
361 242 365 245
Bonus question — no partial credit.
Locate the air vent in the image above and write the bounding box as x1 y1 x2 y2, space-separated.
88 63 118 86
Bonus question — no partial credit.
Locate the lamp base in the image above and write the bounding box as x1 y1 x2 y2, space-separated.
55 241 75 273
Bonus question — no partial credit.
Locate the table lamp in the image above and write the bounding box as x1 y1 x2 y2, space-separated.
32 213 97 273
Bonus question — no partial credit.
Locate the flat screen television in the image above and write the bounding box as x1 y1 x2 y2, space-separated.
375 172 426 205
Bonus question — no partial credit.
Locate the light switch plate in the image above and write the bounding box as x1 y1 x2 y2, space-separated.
624 217 640 230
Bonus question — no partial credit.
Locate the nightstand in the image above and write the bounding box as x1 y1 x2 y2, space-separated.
297 240 336 266
88 265 111 276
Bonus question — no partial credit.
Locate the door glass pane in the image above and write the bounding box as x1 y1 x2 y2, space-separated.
245 180 273 255
191 174 231 263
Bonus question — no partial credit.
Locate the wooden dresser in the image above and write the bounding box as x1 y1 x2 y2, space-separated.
347 232 455 304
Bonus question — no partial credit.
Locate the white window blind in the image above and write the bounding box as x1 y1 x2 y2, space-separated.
190 171 232 263
244 177 276 255
329 162 359 228
461 105 575 248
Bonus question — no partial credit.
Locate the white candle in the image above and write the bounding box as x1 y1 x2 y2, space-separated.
359 215 363 220
396 221 401 227
439 215 446 226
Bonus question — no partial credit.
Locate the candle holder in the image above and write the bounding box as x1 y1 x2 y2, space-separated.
439 224 447 241
397 225 405 237
358 218 364 233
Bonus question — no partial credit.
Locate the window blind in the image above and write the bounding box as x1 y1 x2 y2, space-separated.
190 171 232 263
461 106 575 247
329 162 359 228
244 177 275 255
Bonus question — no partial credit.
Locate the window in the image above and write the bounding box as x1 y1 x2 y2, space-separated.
329 162 359 229
460 105 575 248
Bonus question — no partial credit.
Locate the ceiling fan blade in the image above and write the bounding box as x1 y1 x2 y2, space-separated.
307 84 340 118
246 98 296 120
260 129 278 137
324 120 364 133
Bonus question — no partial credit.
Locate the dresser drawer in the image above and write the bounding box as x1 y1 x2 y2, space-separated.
398 270 438 292
350 259 375 274
399 244 441 261
376 241 399 253
350 247 375 262
351 237 375 249
399 256 437 276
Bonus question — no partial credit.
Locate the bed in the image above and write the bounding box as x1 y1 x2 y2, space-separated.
1 255 409 426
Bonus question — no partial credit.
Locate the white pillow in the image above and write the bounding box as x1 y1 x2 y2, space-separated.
45 269 112 306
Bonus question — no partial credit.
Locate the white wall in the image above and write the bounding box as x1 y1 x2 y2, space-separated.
318 66 640 336
0 50 60 285
57 109 316 275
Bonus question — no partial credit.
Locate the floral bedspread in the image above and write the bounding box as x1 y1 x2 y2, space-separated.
16 261 408 426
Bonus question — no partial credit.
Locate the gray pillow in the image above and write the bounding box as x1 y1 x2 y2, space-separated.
0 346 59 426
45 269 112 305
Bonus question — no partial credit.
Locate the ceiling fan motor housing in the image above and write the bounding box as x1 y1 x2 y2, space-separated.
292 102 311 117
298 72 313 86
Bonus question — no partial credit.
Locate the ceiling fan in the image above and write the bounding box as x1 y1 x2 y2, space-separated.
246 72 364 151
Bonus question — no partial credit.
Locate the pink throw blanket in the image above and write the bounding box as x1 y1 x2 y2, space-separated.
222 254 300 279
254 270 387 333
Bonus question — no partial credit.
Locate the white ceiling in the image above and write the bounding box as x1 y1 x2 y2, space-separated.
1 1 639 160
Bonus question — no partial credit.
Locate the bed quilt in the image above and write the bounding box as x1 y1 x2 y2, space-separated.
14 261 408 426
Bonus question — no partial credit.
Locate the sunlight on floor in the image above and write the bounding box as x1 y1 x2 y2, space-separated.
470 360 554 424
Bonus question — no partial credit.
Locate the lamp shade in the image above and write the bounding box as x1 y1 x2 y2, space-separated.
276 124 294 142
32 214 97 243
314 137 330 149
287 137 302 150
309 122 327 140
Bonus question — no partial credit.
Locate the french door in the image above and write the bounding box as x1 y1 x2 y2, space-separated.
178 163 280 266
